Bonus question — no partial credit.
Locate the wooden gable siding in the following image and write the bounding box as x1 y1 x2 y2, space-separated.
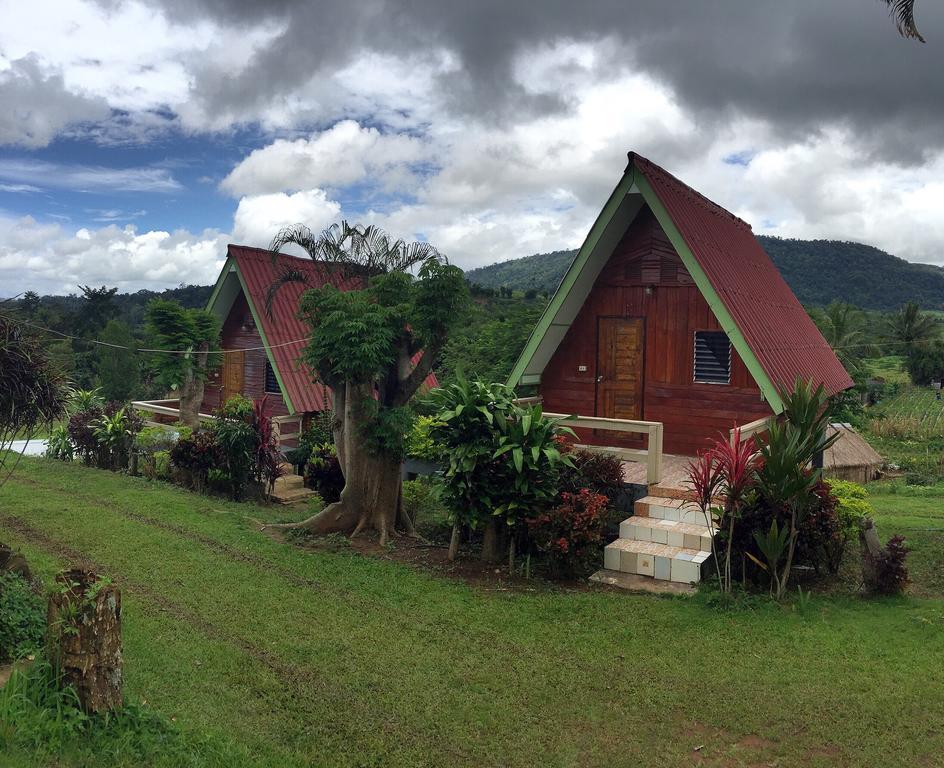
202 292 291 417
539 206 772 456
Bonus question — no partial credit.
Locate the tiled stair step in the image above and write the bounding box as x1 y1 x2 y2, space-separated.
272 487 316 504
274 474 305 492
604 539 710 584
634 496 710 525
619 516 715 551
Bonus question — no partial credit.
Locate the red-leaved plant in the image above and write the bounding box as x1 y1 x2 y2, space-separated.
526 488 608 577
687 427 761 593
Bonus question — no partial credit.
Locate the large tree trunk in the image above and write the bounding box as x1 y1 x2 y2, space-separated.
269 381 410 544
47 569 122 713
178 343 209 428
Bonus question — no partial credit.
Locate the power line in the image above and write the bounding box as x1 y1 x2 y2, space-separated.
1 313 312 356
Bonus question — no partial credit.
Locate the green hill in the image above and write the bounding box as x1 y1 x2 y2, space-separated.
466 237 944 312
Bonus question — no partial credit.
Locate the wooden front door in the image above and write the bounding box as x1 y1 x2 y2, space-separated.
596 317 644 421
221 350 245 403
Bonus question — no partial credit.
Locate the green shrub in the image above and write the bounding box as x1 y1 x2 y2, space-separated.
404 415 442 461
44 424 73 462
215 393 254 420
153 450 171 480
304 443 344 503
0 572 45 662
526 489 608 577
828 479 873 536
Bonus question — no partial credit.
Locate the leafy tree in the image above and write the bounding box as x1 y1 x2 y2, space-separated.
145 299 220 428
810 301 872 377
20 291 40 317
886 301 937 356
904 338 944 385
77 285 119 336
267 222 469 543
95 319 141 402
0 312 67 487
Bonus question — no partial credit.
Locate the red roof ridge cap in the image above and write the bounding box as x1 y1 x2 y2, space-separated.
628 151 753 232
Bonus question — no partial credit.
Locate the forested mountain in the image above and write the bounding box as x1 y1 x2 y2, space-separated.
466 238 944 312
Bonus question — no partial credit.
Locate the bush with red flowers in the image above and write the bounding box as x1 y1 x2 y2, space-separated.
527 489 608 577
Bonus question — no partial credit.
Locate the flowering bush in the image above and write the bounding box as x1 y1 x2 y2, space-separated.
526 489 608 577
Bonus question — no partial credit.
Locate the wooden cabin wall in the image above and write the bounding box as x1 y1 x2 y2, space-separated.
540 206 772 456
202 293 291 418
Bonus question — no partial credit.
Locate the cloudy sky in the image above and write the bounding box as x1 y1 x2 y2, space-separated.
1 0 942 295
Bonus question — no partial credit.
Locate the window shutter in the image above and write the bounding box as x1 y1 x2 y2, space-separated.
693 331 731 384
264 359 280 394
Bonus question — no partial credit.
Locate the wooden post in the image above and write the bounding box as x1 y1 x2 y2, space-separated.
47 569 122 713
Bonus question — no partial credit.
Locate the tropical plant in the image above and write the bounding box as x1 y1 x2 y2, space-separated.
169 430 219 492
68 407 104 465
0 313 67 487
754 379 839 598
712 428 761 593
213 417 256 501
811 302 872 377
0 572 45 662
404 415 442 462
94 406 138 471
249 396 284 498
145 299 220 428
265 222 469 544
751 519 791 597
687 449 724 589
886 301 937 358
45 424 74 462
67 387 105 414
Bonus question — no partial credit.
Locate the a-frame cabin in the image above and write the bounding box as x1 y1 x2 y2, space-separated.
508 152 852 457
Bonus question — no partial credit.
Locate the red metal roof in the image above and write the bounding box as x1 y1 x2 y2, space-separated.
227 244 438 414
630 153 853 398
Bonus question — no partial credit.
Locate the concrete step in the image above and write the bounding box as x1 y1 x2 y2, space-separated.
634 495 709 525
274 474 305 492
272 487 316 505
603 538 710 585
619 516 715 551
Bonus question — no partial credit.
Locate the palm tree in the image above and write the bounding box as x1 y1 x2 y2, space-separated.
812 301 873 376
885 301 938 356
883 0 924 43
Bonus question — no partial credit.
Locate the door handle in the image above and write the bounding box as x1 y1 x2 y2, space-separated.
596 375 604 383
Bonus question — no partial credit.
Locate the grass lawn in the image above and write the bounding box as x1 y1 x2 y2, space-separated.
1 459 943 767
868 480 944 598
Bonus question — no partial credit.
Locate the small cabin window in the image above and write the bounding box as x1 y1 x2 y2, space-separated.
264 359 280 394
693 331 731 385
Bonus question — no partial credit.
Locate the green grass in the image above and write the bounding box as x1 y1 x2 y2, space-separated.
863 384 944 480
1 459 944 767
862 355 910 385
868 480 944 598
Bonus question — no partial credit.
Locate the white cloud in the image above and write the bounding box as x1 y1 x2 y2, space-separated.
0 214 227 296
232 189 342 248
221 120 429 197
0 55 109 147
0 158 181 193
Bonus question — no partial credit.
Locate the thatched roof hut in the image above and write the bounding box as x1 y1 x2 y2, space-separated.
824 424 884 484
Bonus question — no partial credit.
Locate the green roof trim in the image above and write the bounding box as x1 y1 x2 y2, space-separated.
507 170 638 387
631 171 783 413
206 254 298 415
506 158 783 413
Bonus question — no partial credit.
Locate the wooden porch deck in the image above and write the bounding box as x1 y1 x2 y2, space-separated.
621 453 694 498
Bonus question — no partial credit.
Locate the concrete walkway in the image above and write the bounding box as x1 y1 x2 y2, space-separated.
5 439 48 457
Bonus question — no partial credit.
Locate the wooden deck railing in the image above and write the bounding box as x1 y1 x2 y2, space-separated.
730 415 773 445
131 400 303 451
513 398 663 484
272 414 304 445
130 399 214 428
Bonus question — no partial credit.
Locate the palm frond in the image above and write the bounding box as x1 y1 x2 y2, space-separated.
264 268 309 317
883 0 925 42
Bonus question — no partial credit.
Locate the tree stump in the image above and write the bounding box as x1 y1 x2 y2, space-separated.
47 569 122 713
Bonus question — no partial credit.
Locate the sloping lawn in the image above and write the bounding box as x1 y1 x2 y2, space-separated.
869 480 944 598
1 458 943 767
